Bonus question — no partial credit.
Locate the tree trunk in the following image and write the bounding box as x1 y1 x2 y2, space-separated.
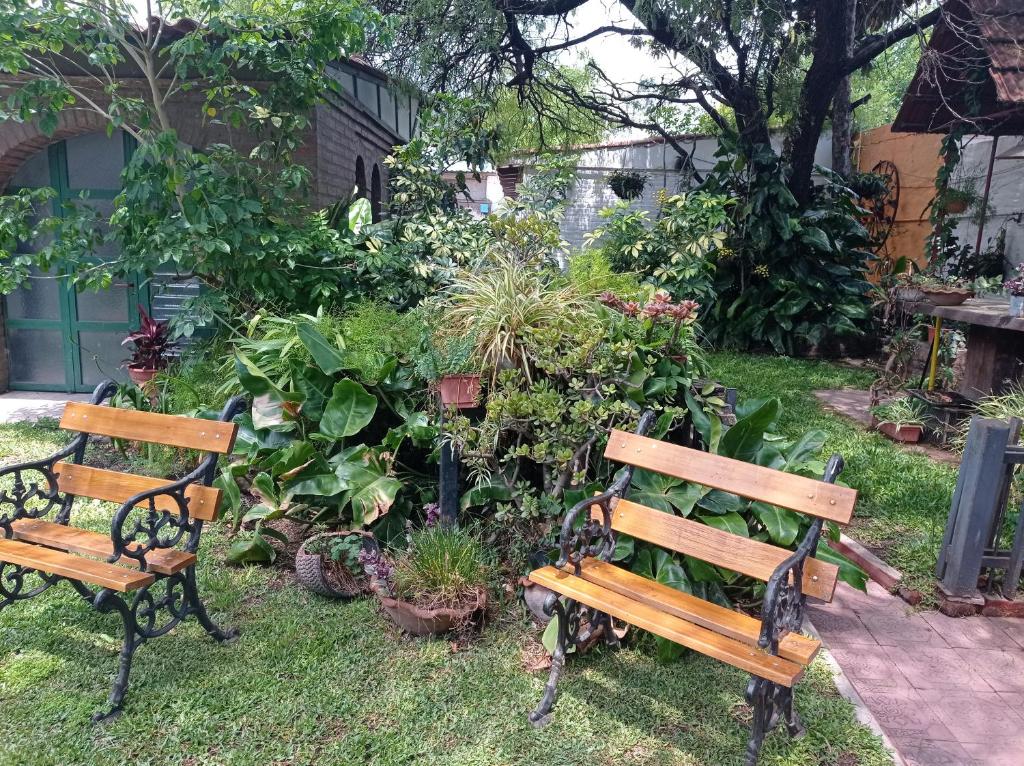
831 0 857 178
786 0 849 205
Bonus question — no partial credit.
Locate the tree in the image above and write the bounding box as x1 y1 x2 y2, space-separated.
0 0 373 307
368 0 942 203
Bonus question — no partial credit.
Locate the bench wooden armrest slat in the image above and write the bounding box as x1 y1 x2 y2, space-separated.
10 519 196 576
61 402 238 454
0 538 155 592
604 430 857 524
53 462 222 521
530 565 804 686
571 558 820 666
598 499 839 601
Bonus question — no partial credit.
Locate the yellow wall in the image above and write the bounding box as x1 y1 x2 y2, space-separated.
855 124 942 271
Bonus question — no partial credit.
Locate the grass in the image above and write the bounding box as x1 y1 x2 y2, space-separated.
0 418 893 766
709 352 959 598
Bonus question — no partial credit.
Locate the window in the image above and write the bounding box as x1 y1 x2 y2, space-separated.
354 156 366 198
370 164 382 222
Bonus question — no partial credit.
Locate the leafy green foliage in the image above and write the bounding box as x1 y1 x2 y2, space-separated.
224 309 437 563
588 190 732 308
700 137 874 353
0 0 378 312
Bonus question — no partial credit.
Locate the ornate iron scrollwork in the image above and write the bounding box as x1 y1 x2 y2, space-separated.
109 480 199 571
0 561 61 607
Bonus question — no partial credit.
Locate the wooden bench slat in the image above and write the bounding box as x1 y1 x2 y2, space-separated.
11 519 196 576
604 431 857 524
61 402 238 454
54 462 222 521
573 558 820 666
530 565 805 687
0 538 154 592
599 499 839 601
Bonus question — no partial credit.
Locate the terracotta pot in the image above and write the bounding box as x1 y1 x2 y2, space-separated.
372 582 487 636
295 531 376 600
918 286 974 306
127 366 159 387
877 420 924 444
438 374 482 408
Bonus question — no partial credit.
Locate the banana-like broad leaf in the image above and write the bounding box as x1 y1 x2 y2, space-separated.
817 542 868 592
699 512 749 537
296 321 347 375
718 398 780 462
226 533 276 565
319 380 377 439
750 501 801 546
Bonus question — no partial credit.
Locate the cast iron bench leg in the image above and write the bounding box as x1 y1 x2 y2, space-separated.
529 595 578 728
92 589 143 723
184 566 238 643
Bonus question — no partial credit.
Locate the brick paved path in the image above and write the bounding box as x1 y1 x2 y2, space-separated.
809 581 1024 766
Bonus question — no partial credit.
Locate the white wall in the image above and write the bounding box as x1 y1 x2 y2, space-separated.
518 133 834 249
949 135 1024 272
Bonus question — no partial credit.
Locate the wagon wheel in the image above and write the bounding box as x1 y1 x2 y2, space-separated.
862 160 900 256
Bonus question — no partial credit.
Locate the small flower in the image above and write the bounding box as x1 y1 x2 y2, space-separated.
754 264 770 279
669 300 700 322
642 300 671 319
423 502 441 527
620 301 641 317
652 289 672 303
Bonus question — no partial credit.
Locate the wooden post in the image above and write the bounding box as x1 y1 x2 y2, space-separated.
937 417 1014 600
927 316 943 391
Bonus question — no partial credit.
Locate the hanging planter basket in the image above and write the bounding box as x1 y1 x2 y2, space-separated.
439 374 482 408
295 531 377 600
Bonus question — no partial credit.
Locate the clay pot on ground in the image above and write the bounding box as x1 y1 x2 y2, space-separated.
875 419 924 444
438 374 482 408
295 531 377 599
372 582 487 636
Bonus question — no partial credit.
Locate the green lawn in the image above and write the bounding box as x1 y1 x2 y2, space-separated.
0 416 894 766
709 352 959 597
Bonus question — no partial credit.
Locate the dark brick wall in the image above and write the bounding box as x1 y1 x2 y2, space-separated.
313 90 401 208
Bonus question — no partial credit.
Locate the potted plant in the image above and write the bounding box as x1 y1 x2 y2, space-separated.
913 274 975 306
295 530 377 599
122 306 172 388
1005 266 1024 317
870 397 927 443
425 330 482 408
366 523 489 636
937 187 975 215
607 170 648 201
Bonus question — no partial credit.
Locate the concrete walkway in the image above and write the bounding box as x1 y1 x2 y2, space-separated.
0 391 90 424
809 581 1024 766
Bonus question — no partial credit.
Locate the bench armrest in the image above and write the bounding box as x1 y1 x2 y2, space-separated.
554 410 657 573
759 454 845 654
0 440 84 534
109 473 205 571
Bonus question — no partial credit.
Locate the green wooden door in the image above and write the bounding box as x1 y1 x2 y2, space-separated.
3 131 148 392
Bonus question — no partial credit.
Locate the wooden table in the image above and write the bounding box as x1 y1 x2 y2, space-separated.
904 297 1024 398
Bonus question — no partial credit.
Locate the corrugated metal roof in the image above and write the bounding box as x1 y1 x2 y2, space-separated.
893 0 1024 135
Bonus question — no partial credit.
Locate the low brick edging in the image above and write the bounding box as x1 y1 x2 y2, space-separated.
831 534 903 592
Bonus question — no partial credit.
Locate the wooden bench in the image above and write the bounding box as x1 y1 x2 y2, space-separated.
0 380 245 721
527 412 858 765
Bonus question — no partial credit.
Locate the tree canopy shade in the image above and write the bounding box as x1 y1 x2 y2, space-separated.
368 0 944 201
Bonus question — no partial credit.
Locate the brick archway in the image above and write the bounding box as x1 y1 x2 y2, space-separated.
0 110 110 191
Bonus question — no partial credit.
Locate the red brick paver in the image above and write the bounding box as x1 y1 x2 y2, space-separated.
809 581 1024 766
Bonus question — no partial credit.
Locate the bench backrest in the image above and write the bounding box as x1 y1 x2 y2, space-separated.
57 402 240 521
600 430 859 602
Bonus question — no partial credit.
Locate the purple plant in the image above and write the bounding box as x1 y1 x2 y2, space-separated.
423 502 441 528
358 547 393 593
1005 266 1024 297
122 306 171 370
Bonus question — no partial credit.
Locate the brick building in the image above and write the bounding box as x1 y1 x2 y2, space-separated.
0 56 416 393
